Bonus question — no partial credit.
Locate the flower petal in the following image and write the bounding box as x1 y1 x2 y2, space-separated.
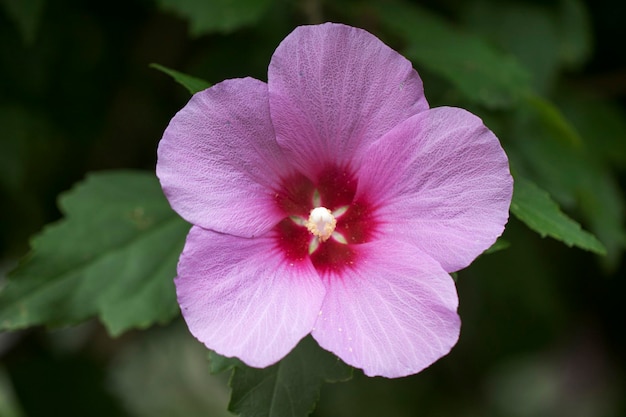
157 77 292 237
311 239 460 378
176 226 325 367
268 23 428 176
356 107 513 272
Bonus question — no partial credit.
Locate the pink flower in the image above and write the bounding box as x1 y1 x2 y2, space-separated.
157 23 513 378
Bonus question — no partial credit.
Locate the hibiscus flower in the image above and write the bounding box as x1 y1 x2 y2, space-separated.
157 23 513 378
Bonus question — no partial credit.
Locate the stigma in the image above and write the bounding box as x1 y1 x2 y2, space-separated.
305 207 336 242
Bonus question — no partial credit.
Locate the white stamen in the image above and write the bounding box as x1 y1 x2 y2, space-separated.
305 207 336 242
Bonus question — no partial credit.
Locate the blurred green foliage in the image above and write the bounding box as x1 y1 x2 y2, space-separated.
0 0 624 416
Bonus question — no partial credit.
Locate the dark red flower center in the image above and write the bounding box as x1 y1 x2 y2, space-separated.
273 165 377 274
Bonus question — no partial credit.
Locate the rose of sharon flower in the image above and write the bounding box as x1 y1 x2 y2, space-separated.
157 23 513 378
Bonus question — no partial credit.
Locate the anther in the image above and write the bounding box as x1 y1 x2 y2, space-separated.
305 207 336 242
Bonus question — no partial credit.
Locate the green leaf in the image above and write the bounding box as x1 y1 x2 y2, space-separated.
209 350 243 374
0 0 45 44
373 0 531 108
0 171 189 336
229 337 352 417
150 63 211 95
511 93 625 267
555 95 626 265
482 238 511 255
156 0 273 36
510 176 605 254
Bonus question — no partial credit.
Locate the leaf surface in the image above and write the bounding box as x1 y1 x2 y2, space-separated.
229 337 352 417
510 176 605 254
151 63 211 94
0 171 189 335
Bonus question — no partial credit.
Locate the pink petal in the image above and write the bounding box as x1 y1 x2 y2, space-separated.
268 23 428 176
356 107 513 272
311 239 460 378
176 226 325 367
157 77 292 237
